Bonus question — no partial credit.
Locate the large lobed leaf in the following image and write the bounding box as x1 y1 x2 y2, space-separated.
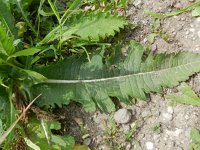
32 41 200 112
40 12 128 44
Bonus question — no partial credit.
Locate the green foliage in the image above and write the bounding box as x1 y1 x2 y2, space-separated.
8 47 41 58
0 0 17 37
25 117 75 150
32 41 200 112
0 119 4 137
0 23 45 148
0 86 17 149
0 86 10 127
190 128 200 150
40 11 128 44
166 83 200 106
0 0 130 147
192 6 200 16
0 25 15 58
83 0 128 9
192 0 200 17
152 123 161 134
2 0 200 148
13 0 37 35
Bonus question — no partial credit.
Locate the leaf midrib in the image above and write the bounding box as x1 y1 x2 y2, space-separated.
45 60 200 84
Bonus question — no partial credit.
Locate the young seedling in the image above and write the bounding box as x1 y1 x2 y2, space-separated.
152 123 162 134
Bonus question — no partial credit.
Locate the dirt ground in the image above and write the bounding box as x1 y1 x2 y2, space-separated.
55 0 200 150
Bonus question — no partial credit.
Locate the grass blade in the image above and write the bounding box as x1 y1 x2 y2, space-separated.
0 94 41 145
145 1 200 18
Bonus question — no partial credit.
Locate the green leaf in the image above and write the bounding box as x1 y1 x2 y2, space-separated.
26 117 75 150
23 69 47 82
166 83 200 106
0 25 15 58
0 85 17 149
32 41 200 112
0 0 17 37
192 6 200 17
40 12 128 44
24 137 41 150
190 128 200 150
0 86 10 126
0 119 4 137
147 33 156 44
8 48 41 58
60 0 82 23
13 0 37 34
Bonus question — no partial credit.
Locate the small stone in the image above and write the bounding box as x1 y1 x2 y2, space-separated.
175 128 182 136
126 143 132 150
84 6 92 11
181 17 186 21
186 31 189 35
172 31 177 35
143 38 147 43
167 107 174 114
192 37 196 41
196 47 200 51
189 0 195 2
185 114 189 119
162 113 173 122
190 24 194 28
145 142 154 150
197 17 200 22
91 5 95 11
114 109 132 124
189 28 195 32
